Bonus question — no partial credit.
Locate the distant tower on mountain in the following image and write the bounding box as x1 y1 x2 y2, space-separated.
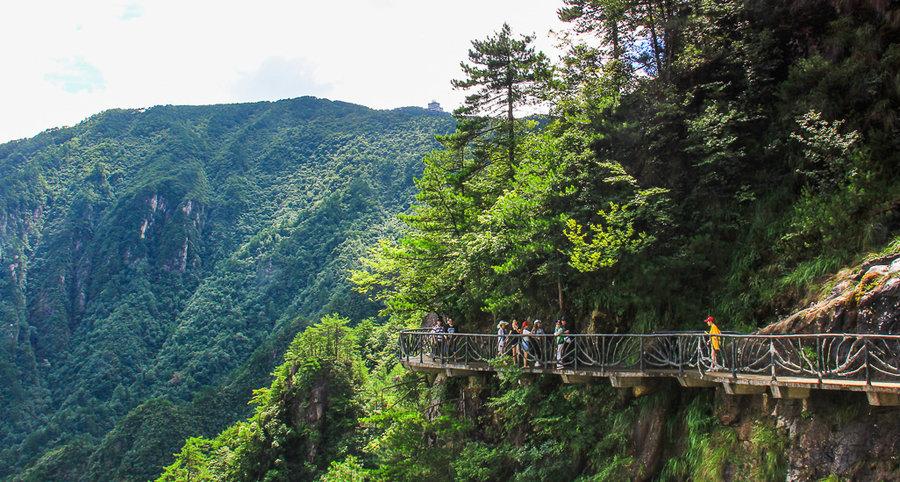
427 100 444 112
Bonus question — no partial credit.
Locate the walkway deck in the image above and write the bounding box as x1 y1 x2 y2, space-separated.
398 331 900 406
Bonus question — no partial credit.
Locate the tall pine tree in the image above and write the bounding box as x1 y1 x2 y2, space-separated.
451 23 551 170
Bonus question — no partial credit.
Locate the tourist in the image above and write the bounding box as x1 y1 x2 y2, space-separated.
444 318 457 360
497 321 509 355
521 320 533 368
431 321 445 360
532 320 545 367
555 319 568 369
511 319 521 364
705 315 721 369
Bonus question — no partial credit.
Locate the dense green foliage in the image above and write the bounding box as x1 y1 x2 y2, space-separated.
8 0 900 479
165 315 798 481
159 315 367 481
0 98 453 479
355 0 899 332
168 1 900 480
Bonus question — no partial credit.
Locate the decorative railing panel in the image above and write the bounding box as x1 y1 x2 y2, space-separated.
398 331 900 385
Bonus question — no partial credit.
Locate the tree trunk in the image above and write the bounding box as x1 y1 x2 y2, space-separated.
557 275 565 316
645 1 664 75
507 69 515 169
611 21 621 61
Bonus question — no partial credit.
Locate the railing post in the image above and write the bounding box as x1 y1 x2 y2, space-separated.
731 336 737 379
639 336 644 372
600 336 606 374
544 336 549 368
769 338 776 381
697 335 706 374
678 336 683 376
864 337 870 385
816 336 822 383
419 334 423 364
574 337 579 370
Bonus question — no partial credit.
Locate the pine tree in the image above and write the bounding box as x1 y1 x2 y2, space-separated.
451 23 551 169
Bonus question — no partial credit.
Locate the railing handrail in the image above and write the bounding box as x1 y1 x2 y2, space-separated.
400 330 900 340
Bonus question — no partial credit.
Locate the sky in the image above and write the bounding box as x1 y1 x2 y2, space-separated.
0 0 565 143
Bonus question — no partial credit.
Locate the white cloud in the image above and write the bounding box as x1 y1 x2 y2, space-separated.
233 57 332 101
44 57 106 93
0 0 564 143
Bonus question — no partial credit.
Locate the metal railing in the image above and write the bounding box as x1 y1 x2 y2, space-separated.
398 330 900 385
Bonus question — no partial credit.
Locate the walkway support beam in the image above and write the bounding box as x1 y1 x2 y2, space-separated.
723 382 767 396
770 386 811 399
867 392 900 406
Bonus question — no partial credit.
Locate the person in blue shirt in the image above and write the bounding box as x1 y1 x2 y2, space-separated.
497 321 509 356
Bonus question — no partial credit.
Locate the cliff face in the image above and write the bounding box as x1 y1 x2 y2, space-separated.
634 251 900 480
774 393 897 481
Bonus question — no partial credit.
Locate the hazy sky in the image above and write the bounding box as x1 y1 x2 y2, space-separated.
0 0 565 143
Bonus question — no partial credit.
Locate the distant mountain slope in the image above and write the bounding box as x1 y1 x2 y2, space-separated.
0 97 453 480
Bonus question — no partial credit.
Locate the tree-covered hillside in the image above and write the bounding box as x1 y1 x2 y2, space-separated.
0 97 453 480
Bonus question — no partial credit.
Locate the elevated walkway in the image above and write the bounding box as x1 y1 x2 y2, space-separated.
398 331 900 406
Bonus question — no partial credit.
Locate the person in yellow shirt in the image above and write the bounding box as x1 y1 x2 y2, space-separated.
705 315 721 369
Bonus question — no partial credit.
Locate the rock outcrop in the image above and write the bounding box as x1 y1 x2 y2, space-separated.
760 252 900 334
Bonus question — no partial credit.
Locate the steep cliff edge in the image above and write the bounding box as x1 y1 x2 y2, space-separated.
419 251 900 481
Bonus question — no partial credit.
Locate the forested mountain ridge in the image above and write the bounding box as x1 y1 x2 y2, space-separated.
0 97 453 479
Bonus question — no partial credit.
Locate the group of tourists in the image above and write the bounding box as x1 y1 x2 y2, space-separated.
429 318 457 358
496 318 571 369
427 314 723 370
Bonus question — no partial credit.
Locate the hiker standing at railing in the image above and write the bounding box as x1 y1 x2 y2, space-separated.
532 320 545 367
431 322 445 359
511 319 522 364
444 318 457 360
706 315 721 369
555 319 569 369
497 321 509 355
521 320 533 368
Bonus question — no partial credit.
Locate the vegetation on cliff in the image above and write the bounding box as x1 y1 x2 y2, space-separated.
166 0 899 480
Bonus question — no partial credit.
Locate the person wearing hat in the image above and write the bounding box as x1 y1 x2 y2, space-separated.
532 320 545 367
705 315 721 369
497 321 509 355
